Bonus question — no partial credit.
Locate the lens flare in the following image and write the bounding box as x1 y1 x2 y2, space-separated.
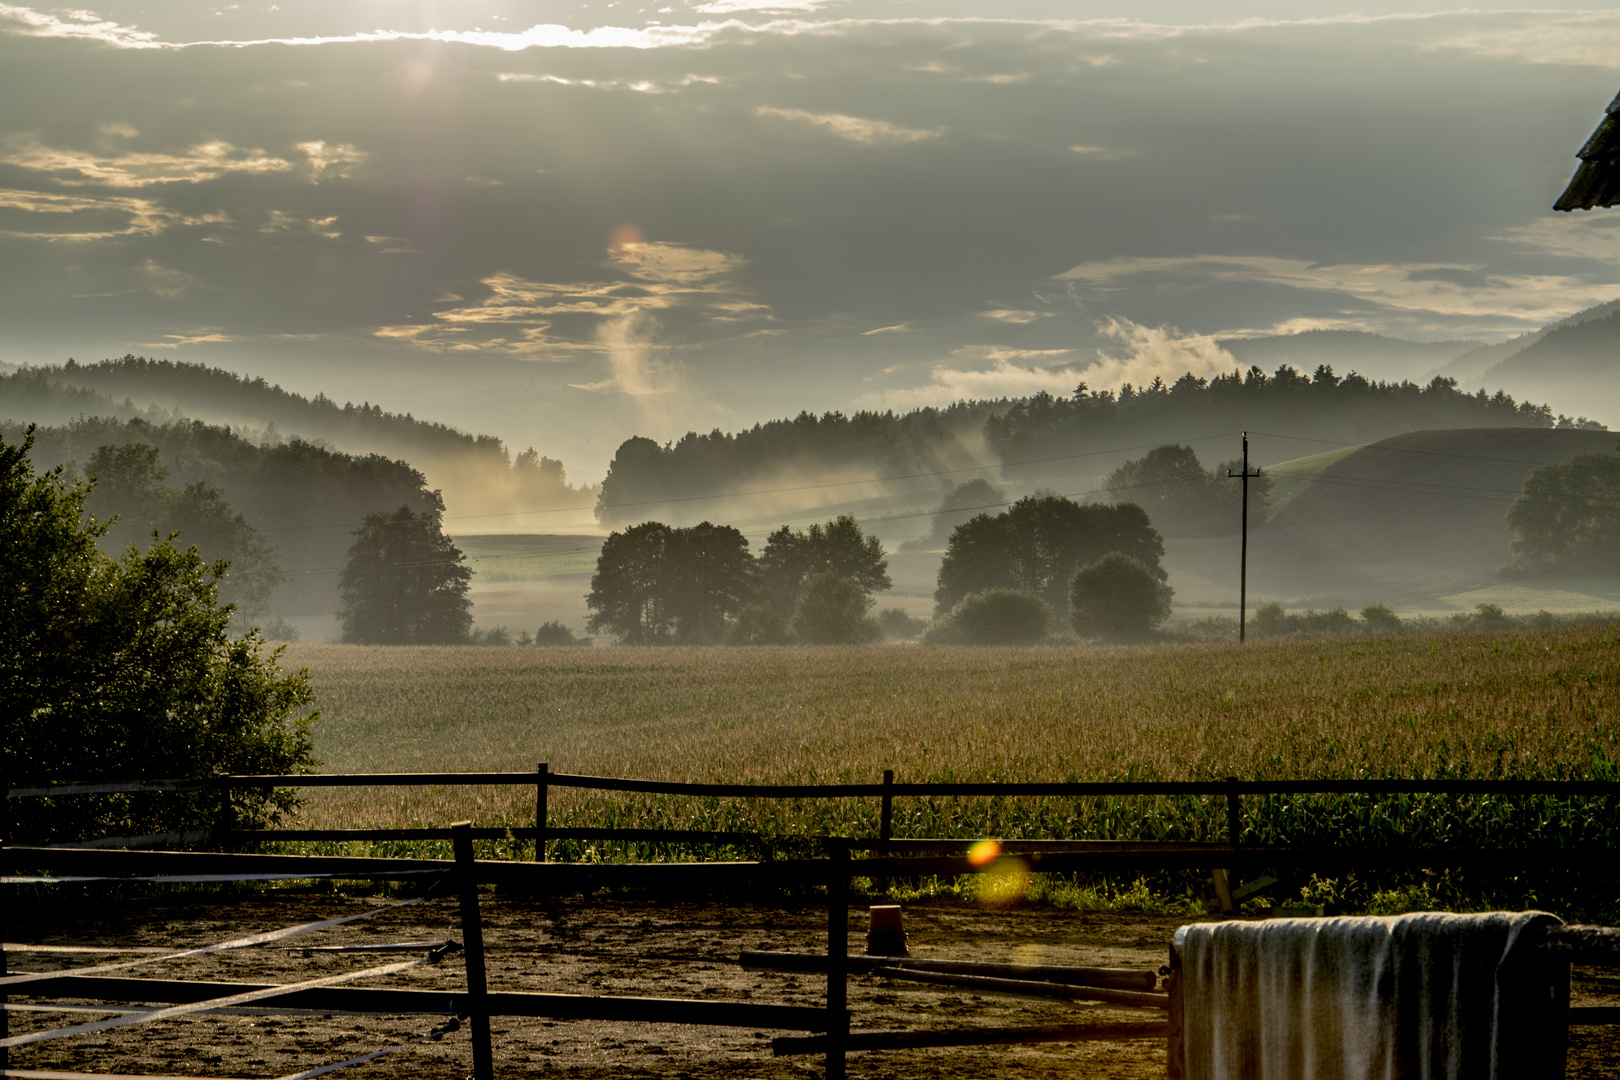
974 857 1032 909
609 222 645 253
966 838 1001 867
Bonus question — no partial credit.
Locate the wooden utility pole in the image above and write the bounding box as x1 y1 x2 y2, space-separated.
1227 433 1261 642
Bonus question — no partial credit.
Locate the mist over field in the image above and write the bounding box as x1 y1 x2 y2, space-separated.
8 0 1620 639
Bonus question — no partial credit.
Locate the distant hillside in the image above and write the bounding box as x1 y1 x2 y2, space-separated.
1434 298 1620 384
1217 330 1480 384
595 405 1004 528
1253 427 1618 600
982 365 1582 487
1482 310 1620 382
8 416 442 616
3 358 598 528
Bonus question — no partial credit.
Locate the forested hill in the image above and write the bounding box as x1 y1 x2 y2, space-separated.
598 368 1591 527
984 368 1592 479
4 358 597 525
10 416 441 616
595 403 1005 527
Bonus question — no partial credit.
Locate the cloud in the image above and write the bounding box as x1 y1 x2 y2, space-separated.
0 3 161 48
979 308 1053 324
1426 11 1620 69
141 329 235 346
374 241 762 356
1068 144 1130 160
754 107 941 145
295 140 364 180
1405 267 1490 289
135 258 203 298
857 348 1083 409
692 0 838 12
1080 317 1238 391
0 188 225 239
4 137 296 187
1056 254 1620 339
570 309 680 397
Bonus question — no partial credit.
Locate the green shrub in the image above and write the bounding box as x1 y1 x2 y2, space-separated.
922 589 1052 645
3 426 318 843
875 607 928 642
1068 553 1173 640
1360 602 1402 633
724 604 790 645
792 572 876 644
533 621 591 646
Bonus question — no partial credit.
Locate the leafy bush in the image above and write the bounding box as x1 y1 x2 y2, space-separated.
875 607 928 642
725 603 790 645
469 625 513 645
1360 602 1402 633
2 427 318 843
1068 553 1174 640
338 502 473 644
792 571 876 644
1104 443 1272 537
937 496 1166 624
922 589 1052 645
533 621 592 647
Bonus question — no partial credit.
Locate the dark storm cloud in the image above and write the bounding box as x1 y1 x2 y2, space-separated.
5 6 1620 469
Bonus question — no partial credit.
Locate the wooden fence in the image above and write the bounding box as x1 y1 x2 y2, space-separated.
6 769 1620 1079
9 767 1620 861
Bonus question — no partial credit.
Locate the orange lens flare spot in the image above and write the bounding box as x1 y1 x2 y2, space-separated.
609 222 645 252
974 857 1032 909
967 839 1001 867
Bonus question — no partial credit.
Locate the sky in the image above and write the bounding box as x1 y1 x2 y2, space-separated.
4 1 1620 476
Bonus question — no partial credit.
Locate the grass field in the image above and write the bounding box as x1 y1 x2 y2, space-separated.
1261 444 1363 517
277 626 1620 890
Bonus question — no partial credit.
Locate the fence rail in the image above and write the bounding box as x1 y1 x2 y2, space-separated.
8 767 1620 868
14 771 1620 799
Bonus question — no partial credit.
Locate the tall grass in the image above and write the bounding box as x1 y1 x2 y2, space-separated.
271 627 1620 857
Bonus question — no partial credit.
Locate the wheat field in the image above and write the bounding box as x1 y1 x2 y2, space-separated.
276 627 1620 856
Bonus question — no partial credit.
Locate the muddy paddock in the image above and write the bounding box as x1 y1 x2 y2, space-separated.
6 890 1619 1078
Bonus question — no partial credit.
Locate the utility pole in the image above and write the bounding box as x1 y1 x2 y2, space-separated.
1227 432 1261 642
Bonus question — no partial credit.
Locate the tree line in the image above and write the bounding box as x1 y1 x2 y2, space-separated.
585 495 1176 646
7 416 442 617
593 366 1596 528
2 360 597 523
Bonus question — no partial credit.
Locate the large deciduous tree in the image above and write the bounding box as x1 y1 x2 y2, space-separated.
2 426 317 843
587 521 755 644
1506 446 1620 573
935 495 1166 623
1103 443 1271 538
757 515 891 617
86 442 283 618
337 500 473 643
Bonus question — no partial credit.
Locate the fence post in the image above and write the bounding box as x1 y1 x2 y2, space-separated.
214 779 236 852
1225 777 1242 849
451 822 495 1080
825 837 850 1080
877 769 894 894
2 781 8 1072
534 763 549 863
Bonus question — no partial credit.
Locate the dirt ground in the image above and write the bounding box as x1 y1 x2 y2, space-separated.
6 891 1619 1079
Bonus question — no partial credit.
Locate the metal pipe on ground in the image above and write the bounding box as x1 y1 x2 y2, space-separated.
773 1021 1171 1055
739 950 1157 990
870 967 1169 1009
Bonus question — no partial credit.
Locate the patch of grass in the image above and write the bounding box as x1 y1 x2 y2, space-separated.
1261 444 1363 518
452 534 603 582
275 628 1620 885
